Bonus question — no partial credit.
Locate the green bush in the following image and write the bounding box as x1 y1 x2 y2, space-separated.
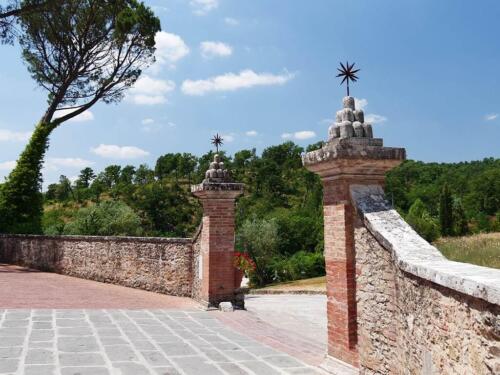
41 208 67 235
268 251 325 283
63 201 142 236
406 199 440 242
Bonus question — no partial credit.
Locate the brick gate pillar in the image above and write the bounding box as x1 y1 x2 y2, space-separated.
303 96 405 374
192 154 244 308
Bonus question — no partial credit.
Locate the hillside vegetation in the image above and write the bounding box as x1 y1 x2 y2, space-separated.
3 142 499 285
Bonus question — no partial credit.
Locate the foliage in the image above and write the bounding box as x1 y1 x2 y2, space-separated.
0 124 51 233
435 233 500 269
63 200 142 236
439 183 454 236
0 0 160 233
268 251 325 283
236 217 279 286
406 199 440 242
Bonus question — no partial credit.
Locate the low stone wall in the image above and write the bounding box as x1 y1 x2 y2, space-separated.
352 185 500 374
0 234 194 297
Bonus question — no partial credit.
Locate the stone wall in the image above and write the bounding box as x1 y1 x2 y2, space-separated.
191 225 203 301
0 234 194 297
352 185 500 374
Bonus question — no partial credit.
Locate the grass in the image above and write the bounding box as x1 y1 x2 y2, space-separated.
254 276 326 293
434 232 500 269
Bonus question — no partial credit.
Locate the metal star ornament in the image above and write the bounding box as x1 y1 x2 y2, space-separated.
211 133 224 153
336 61 360 96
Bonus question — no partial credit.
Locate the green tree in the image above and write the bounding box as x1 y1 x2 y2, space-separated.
453 198 468 236
0 0 160 233
134 164 155 185
0 0 51 44
76 168 96 189
439 184 454 236
406 199 440 242
237 217 279 286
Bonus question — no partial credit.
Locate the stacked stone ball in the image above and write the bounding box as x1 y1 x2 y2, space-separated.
204 154 231 182
328 96 373 141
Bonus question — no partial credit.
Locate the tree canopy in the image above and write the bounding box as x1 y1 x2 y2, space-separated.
0 0 160 233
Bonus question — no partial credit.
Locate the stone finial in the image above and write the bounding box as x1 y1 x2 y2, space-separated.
204 154 232 183
328 96 374 142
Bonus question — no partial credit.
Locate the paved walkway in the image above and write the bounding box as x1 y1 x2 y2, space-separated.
0 265 326 374
0 264 197 309
0 309 323 375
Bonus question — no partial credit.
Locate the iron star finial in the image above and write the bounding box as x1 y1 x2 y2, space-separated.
211 133 224 153
336 61 360 96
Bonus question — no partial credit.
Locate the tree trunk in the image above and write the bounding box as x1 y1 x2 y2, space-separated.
0 122 55 233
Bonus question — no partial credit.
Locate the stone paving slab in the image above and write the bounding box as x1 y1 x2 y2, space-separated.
0 309 323 375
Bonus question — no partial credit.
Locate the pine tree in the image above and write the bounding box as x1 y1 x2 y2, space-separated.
439 184 454 236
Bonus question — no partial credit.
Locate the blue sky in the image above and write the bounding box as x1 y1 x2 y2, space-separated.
1 0 499 186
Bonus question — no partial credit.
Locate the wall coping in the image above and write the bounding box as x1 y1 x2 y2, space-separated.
351 184 500 306
0 233 192 244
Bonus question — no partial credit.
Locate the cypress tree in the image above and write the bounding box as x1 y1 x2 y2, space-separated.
439 183 454 236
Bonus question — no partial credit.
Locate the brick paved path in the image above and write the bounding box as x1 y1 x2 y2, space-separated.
0 264 197 309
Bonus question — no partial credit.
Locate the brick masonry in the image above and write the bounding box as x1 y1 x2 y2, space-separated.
0 234 194 297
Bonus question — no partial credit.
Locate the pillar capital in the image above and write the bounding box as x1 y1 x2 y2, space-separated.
302 138 405 181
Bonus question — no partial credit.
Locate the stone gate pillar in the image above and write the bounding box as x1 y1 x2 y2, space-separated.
302 96 405 373
191 154 244 308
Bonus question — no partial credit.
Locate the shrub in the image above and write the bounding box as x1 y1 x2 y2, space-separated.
268 251 325 283
63 200 142 236
406 199 440 242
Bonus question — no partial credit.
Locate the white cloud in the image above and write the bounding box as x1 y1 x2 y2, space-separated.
200 41 232 59
181 69 295 96
0 161 16 170
141 118 155 125
295 131 316 140
354 98 368 111
224 17 239 26
222 134 235 142
47 158 94 169
91 144 150 159
365 114 387 124
190 0 218 15
245 130 258 136
281 131 316 140
0 129 32 142
53 109 94 122
127 75 175 105
485 113 498 121
153 31 189 70
353 97 387 124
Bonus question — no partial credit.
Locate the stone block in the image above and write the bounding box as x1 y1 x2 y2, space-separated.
339 121 354 138
341 108 354 122
343 96 355 110
353 121 364 137
219 302 234 312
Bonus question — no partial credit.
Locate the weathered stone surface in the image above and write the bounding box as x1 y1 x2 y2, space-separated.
351 185 500 305
352 184 500 374
219 302 234 312
0 234 194 297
